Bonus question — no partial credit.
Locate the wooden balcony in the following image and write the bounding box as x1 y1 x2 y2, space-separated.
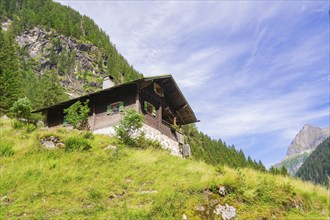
160 120 184 144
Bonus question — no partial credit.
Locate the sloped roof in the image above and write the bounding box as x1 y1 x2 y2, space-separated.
33 74 198 125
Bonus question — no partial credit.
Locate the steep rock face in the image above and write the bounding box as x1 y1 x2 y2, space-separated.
275 124 329 175
286 124 329 158
15 26 109 97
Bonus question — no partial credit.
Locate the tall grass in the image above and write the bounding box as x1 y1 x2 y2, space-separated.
0 117 329 219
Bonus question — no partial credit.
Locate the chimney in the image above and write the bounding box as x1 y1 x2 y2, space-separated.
102 75 114 89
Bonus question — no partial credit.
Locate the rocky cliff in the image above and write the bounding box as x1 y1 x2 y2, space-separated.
286 124 329 157
275 124 329 175
15 26 109 97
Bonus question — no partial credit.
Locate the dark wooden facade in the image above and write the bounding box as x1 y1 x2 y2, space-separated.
34 75 197 144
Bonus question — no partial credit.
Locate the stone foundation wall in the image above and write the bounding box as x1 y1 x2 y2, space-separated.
141 124 181 156
93 123 181 157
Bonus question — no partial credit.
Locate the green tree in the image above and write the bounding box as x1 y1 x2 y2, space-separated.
10 97 32 120
63 100 90 130
115 109 144 145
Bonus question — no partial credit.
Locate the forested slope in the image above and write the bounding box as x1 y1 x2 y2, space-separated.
183 124 266 171
0 0 142 112
296 137 330 187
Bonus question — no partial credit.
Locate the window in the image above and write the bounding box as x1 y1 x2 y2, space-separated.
144 101 156 117
107 101 124 115
154 83 164 97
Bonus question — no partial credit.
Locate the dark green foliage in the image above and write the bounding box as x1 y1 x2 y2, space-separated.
182 124 266 172
0 28 21 113
134 134 163 150
0 141 15 157
269 166 289 176
115 109 144 145
83 131 94 140
64 100 90 130
65 136 91 151
296 137 330 187
0 0 142 86
0 26 68 114
10 97 43 124
10 97 32 120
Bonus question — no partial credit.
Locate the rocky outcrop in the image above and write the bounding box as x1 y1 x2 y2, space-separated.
15 26 110 97
286 124 329 157
213 204 237 220
275 124 329 175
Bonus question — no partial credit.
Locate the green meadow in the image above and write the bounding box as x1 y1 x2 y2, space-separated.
0 117 329 219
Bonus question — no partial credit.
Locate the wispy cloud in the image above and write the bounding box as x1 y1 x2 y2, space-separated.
57 0 329 167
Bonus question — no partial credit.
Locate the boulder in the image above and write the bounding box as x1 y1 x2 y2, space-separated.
218 185 226 196
213 203 237 220
41 135 63 149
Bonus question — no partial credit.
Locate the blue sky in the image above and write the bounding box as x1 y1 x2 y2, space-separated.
57 1 329 168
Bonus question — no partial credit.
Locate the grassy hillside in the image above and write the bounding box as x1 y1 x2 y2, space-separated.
0 117 329 219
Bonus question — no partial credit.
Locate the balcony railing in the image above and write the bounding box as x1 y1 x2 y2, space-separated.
161 120 184 144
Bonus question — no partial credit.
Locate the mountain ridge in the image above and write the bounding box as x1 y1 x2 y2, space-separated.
285 124 329 158
275 124 329 175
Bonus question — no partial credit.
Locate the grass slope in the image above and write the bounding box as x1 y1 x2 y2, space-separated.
0 117 329 219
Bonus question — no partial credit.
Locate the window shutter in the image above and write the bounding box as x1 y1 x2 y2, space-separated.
107 105 112 115
152 106 156 116
119 101 124 112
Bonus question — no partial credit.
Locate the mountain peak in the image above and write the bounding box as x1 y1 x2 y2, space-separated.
286 124 329 158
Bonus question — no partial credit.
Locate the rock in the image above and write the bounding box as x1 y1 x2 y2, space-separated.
41 135 62 149
275 124 330 175
104 145 117 150
209 199 219 207
55 143 65 149
286 124 329 157
140 190 157 194
218 185 226 196
14 26 109 97
195 205 206 212
1 19 12 31
182 213 188 220
1 196 8 202
213 203 237 220
125 178 132 183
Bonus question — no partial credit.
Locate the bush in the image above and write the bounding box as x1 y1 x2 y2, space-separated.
83 131 94 139
25 124 36 133
63 100 90 130
10 98 33 121
11 120 25 129
115 109 144 145
65 136 91 151
0 142 15 157
215 165 225 174
135 134 162 149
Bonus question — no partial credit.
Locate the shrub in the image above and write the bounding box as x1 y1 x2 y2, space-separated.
215 165 225 174
135 134 162 149
10 98 33 121
0 142 15 157
63 100 90 130
25 124 37 133
65 136 91 151
83 131 94 139
115 109 144 145
11 120 25 129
